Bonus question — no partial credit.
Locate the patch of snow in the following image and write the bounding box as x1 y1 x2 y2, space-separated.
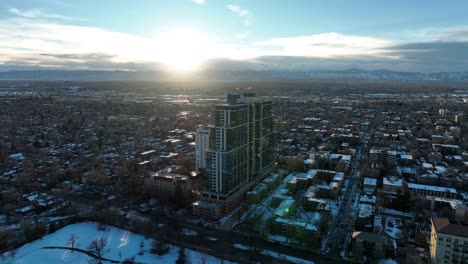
267 234 288 243
461 192 468 201
379 259 397 264
2 222 229 264
261 249 314 264
233 244 250 250
182 229 198 236
234 244 314 264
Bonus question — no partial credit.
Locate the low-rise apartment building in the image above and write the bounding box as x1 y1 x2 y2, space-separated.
430 218 468 264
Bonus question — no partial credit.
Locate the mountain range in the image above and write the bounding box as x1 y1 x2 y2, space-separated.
0 69 468 82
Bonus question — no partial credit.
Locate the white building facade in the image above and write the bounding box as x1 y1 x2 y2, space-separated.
195 127 210 173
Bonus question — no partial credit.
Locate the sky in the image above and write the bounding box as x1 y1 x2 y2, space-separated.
1 0 468 72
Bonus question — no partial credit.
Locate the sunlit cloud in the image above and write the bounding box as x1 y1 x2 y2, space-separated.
0 18 402 71
256 32 397 58
2 7 468 72
0 18 152 61
236 32 249 39
227 4 251 26
0 16 236 71
8 8 72 20
192 0 205 5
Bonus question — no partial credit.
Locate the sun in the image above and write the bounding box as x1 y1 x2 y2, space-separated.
155 29 212 72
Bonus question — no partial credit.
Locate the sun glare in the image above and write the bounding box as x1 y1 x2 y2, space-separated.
156 29 212 72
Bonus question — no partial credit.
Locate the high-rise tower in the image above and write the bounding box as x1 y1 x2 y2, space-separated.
194 93 275 217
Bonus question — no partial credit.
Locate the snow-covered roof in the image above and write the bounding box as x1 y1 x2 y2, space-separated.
420 173 438 179
435 166 446 174
363 177 377 186
358 203 374 218
422 163 434 169
332 172 345 182
400 154 413 160
305 223 318 231
426 196 466 209
275 217 307 227
247 183 267 195
262 173 280 184
9 153 25 160
383 177 403 187
16 205 34 213
274 198 295 218
407 183 457 194
360 195 377 204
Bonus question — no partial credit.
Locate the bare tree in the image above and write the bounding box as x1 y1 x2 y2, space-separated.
9 247 18 259
151 239 169 255
186 250 192 264
123 257 136 263
0 229 15 251
139 240 144 255
20 219 35 241
87 237 109 264
286 157 305 172
68 233 78 251
198 249 208 264
16 166 34 193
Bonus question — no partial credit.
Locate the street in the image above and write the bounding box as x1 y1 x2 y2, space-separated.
321 147 363 258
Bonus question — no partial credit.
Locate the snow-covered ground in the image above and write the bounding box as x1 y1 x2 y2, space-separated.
322 199 339 217
461 192 468 201
233 244 314 264
379 259 397 264
1 222 226 264
182 229 198 236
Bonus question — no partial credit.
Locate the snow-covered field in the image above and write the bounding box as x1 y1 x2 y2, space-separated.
1 222 224 264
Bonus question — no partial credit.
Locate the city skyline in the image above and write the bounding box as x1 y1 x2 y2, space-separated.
1 1 468 72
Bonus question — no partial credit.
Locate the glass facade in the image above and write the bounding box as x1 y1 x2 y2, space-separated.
205 94 275 198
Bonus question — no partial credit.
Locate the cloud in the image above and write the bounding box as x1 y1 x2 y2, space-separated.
192 0 205 4
0 16 243 70
384 41 468 72
8 8 72 20
227 4 251 26
39 53 115 60
422 26 468 42
199 37 468 73
0 17 164 70
394 25 468 43
236 32 249 39
256 32 397 59
1 10 468 73
0 52 164 71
